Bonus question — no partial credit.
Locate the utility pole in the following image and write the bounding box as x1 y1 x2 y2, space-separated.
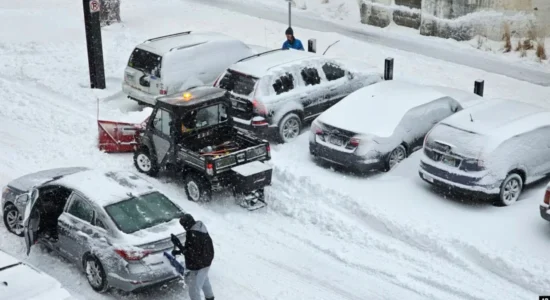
288 0 291 27
83 0 106 89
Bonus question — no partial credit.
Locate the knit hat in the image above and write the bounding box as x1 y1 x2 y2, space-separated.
179 213 196 230
285 27 294 35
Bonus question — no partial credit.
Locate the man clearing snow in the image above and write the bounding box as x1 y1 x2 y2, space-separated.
173 214 215 300
282 27 304 50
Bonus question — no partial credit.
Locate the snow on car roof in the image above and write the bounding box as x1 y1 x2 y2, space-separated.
440 99 550 141
8 167 89 192
53 169 156 206
138 31 241 55
229 49 319 77
317 80 455 137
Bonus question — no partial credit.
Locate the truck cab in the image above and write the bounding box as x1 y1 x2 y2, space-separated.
133 86 272 210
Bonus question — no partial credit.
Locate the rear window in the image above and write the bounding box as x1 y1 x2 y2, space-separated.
104 192 183 234
128 48 162 76
218 70 258 96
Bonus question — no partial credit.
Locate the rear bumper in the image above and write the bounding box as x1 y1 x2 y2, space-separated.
232 116 277 138
540 205 550 222
122 83 156 106
309 141 385 172
107 262 180 292
418 160 500 195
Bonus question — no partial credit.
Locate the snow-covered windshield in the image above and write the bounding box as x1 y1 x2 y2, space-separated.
218 69 257 96
104 192 184 234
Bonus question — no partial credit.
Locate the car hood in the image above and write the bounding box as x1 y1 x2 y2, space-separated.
8 167 89 192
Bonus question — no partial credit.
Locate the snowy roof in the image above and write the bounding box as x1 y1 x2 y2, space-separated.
53 169 156 207
228 49 320 77
316 81 460 137
440 99 550 141
424 85 482 108
8 167 89 192
138 31 243 55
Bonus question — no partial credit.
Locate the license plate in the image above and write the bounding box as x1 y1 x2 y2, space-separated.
441 156 456 166
329 136 343 146
422 173 434 183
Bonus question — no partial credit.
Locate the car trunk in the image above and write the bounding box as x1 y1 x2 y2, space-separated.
218 69 257 120
425 123 489 163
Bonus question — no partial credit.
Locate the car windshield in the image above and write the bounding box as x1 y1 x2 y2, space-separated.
218 70 257 96
104 192 183 234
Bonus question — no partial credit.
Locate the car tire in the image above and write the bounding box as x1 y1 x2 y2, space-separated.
277 113 302 143
133 147 159 177
3 204 24 237
496 173 523 206
184 173 212 202
383 145 407 172
84 255 109 293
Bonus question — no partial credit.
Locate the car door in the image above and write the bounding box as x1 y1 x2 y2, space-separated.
295 66 324 119
318 61 349 112
23 189 39 255
57 193 95 262
149 107 174 166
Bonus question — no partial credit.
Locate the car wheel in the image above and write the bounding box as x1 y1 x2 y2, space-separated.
278 113 302 143
384 145 407 171
3 204 24 237
84 255 108 293
496 173 523 206
184 173 211 202
133 148 159 177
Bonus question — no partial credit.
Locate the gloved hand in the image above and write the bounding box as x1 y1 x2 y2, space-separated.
171 250 181 256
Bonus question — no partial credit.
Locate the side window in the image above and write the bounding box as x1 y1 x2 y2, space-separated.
272 73 294 95
128 48 162 77
301 67 321 86
152 109 172 135
67 195 94 223
194 104 228 129
322 63 346 81
94 217 107 230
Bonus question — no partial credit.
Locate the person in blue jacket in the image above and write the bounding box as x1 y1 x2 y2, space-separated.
282 27 304 50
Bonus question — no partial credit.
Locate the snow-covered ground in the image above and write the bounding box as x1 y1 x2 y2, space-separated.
1 0 550 299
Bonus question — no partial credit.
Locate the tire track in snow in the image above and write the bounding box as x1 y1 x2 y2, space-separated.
266 167 538 299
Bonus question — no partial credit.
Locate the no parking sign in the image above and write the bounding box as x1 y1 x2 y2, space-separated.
89 0 100 13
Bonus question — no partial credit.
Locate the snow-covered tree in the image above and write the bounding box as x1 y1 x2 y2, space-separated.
100 0 121 26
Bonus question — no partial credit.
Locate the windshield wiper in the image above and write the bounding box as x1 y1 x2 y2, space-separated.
0 262 22 272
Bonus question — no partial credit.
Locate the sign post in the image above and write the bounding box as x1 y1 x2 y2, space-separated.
288 0 292 27
83 0 106 89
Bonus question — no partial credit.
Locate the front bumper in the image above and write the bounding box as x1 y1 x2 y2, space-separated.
418 160 500 195
540 205 550 222
309 140 385 172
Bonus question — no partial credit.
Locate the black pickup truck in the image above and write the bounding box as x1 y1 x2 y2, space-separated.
133 86 272 210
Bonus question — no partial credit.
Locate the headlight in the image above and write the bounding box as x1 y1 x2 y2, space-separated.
215 156 236 169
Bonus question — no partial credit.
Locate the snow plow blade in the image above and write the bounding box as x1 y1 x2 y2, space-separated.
97 119 145 153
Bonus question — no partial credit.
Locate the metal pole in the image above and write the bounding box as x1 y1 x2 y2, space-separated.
83 0 106 89
288 1 291 28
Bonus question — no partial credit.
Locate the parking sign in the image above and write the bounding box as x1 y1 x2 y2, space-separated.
89 0 100 13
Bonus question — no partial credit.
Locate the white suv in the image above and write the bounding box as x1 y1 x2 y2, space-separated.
122 31 256 106
214 49 383 143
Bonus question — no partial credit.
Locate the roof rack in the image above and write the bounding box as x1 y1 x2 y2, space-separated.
144 31 192 43
236 49 282 63
170 41 207 52
266 55 318 71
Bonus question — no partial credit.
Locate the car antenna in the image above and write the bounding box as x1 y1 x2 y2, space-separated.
470 113 474 122
323 40 340 55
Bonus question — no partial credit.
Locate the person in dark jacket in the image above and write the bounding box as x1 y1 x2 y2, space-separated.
282 27 304 50
173 213 215 300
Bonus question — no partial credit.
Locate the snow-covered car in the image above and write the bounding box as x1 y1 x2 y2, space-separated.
308 80 481 172
123 31 256 106
6 167 187 293
419 99 550 206
0 249 74 300
214 49 383 143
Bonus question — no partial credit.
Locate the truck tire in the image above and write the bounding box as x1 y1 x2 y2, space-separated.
277 113 302 143
184 173 212 202
133 148 159 177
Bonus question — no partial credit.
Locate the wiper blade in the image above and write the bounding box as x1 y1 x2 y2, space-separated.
0 262 22 272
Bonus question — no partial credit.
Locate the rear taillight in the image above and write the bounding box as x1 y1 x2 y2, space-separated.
206 163 214 175
160 89 167 95
349 138 360 147
115 248 151 261
2 186 9 199
251 116 268 126
544 190 550 205
252 99 267 115
266 144 271 158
